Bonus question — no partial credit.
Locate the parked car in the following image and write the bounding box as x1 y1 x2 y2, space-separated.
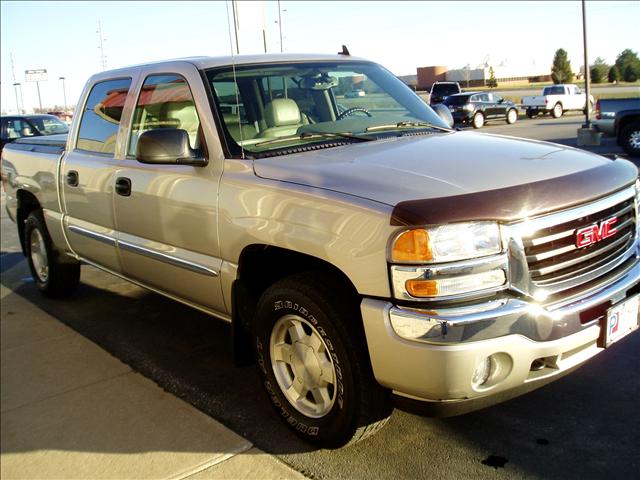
2 53 639 448
429 81 461 106
593 98 640 157
444 91 519 128
522 84 594 118
344 89 366 98
1 114 69 151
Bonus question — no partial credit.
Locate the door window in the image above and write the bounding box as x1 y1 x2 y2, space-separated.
128 74 201 156
77 78 132 154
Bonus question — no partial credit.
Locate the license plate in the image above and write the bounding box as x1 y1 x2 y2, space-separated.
605 295 640 347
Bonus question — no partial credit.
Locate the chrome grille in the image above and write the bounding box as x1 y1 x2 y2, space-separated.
523 193 637 290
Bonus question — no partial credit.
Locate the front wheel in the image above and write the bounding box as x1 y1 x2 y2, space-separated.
506 108 518 124
552 102 563 118
472 111 485 129
24 211 80 297
255 273 392 447
620 120 640 157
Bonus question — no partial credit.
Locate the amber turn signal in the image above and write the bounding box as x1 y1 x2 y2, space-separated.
392 229 433 263
405 279 438 297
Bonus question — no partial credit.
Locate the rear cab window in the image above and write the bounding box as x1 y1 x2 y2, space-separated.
76 78 132 154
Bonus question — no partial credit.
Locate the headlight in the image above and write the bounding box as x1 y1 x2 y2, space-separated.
464 104 475 111
391 222 501 264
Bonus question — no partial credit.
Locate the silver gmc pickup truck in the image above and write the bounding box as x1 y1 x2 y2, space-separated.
2 53 639 448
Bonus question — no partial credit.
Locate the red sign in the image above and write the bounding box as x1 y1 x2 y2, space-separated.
575 217 618 248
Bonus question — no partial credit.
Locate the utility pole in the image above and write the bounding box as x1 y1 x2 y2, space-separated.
581 0 591 128
10 53 21 113
59 77 68 112
97 21 107 70
278 0 283 52
231 1 240 54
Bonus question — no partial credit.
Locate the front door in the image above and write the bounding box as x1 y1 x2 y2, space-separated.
112 70 226 314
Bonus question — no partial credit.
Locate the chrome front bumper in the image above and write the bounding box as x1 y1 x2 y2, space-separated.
360 260 639 405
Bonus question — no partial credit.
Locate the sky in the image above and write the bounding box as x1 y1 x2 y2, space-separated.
1 0 639 114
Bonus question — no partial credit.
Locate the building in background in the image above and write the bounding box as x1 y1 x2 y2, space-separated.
413 64 552 91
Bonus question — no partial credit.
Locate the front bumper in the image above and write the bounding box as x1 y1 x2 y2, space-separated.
360 260 639 412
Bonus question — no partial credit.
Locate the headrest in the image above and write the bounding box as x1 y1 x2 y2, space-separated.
265 99 300 127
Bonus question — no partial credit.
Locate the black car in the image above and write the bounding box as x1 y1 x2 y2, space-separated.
443 92 519 128
0 114 69 151
429 81 461 106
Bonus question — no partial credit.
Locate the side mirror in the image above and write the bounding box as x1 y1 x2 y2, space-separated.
498 98 504 103
135 128 207 166
432 104 455 129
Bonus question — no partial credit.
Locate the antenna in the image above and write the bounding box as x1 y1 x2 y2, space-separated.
97 21 107 71
225 1 245 159
338 45 350 56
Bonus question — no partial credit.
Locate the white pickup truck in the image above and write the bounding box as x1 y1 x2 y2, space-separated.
522 84 594 118
2 53 639 448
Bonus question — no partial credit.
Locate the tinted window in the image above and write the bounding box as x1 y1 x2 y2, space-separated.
77 78 131 154
432 83 460 96
543 86 565 95
444 95 471 106
128 74 201 156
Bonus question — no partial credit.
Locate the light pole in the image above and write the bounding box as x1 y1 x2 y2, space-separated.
12 82 21 114
59 76 68 112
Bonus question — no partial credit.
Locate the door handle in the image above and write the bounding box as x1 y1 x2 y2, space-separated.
115 177 132 197
66 170 79 187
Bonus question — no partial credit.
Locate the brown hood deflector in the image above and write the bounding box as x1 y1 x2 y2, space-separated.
391 159 638 226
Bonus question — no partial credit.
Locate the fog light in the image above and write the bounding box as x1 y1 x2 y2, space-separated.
472 356 494 387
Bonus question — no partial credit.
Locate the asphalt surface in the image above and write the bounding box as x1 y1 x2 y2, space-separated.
1 117 639 479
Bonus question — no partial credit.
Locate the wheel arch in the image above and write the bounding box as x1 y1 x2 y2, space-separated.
231 244 359 366
16 189 42 255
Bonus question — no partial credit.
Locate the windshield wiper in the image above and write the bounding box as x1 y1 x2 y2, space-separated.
254 131 374 148
365 121 452 133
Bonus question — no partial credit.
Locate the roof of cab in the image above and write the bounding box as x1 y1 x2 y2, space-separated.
92 53 371 78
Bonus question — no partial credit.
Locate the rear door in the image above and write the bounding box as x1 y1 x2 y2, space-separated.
112 65 226 314
60 77 133 272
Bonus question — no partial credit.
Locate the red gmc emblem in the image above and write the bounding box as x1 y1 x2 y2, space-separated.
575 217 618 248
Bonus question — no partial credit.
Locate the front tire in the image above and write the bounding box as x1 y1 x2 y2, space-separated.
255 273 392 447
24 211 80 297
472 111 485 129
506 108 518 124
620 120 640 157
552 102 563 118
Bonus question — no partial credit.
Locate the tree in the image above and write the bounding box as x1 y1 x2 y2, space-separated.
615 49 640 82
623 64 639 82
608 65 621 83
551 49 573 84
590 57 608 84
486 66 498 88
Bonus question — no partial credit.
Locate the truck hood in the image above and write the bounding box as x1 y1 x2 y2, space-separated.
253 131 637 224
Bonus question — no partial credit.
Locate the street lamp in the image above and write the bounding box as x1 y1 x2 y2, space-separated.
59 76 68 113
12 82 21 114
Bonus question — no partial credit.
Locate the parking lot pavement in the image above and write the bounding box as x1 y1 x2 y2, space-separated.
0 195 305 480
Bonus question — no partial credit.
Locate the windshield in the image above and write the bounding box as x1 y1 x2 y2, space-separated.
206 61 448 156
28 116 69 135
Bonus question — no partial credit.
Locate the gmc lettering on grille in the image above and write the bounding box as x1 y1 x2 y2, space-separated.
575 217 618 248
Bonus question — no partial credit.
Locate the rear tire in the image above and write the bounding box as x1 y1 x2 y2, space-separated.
24 211 80 297
255 272 392 447
620 120 640 157
472 112 485 129
526 109 536 119
506 108 518 124
552 102 563 118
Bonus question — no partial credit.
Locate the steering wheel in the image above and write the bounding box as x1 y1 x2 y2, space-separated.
336 107 373 120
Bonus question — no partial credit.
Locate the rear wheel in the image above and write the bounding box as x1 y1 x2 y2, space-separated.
552 102 563 118
255 273 392 447
506 108 518 124
24 211 80 297
526 109 536 119
472 111 485 129
620 120 640 157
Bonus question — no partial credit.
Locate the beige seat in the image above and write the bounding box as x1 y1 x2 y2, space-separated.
167 103 200 146
260 99 304 138
223 113 257 142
